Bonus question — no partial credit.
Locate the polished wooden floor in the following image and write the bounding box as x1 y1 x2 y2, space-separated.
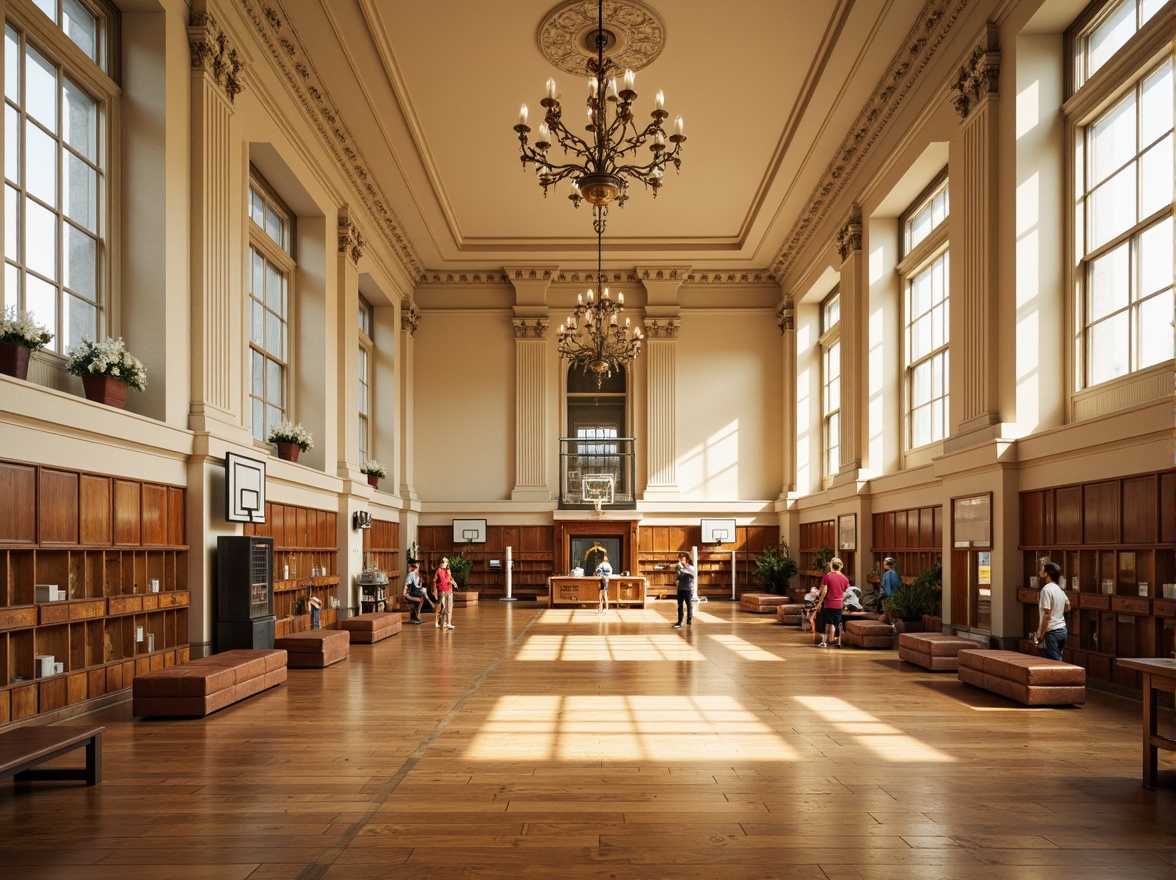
2 601 1173 880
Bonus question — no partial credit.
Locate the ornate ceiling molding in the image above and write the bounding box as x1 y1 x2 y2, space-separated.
538 0 666 76
241 0 426 283
771 0 971 281
414 268 776 287
188 11 246 103
951 24 1000 120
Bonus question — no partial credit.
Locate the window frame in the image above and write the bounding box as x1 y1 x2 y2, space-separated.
246 174 295 444
3 0 118 358
1065 1 1173 403
897 172 950 455
358 297 373 465
818 289 840 483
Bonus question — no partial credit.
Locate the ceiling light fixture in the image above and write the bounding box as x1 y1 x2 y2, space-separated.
514 0 685 233
557 228 642 386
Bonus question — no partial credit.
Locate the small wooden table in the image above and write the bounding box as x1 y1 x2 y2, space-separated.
1115 657 1176 789
0 725 104 786
547 576 647 608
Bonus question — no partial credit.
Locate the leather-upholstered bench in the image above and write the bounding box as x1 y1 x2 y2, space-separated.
275 629 350 668
741 593 789 613
775 603 804 625
842 618 896 648
340 612 402 643
957 649 1085 705
451 591 479 607
132 648 287 717
899 631 978 671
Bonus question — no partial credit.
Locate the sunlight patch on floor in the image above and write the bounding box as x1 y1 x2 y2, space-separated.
516 634 706 661
536 608 667 624
706 633 784 661
465 694 800 761
793 695 955 763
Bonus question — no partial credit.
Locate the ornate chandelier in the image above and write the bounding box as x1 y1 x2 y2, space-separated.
514 0 685 233
557 229 642 386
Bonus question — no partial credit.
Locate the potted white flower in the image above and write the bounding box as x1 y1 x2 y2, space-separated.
360 459 387 487
66 335 147 408
0 306 54 380
267 421 314 462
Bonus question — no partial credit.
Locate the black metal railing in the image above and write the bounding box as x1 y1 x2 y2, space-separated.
558 437 636 509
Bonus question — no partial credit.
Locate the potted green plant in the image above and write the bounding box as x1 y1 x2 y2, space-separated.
267 421 314 462
360 459 387 487
447 553 474 590
66 335 147 408
752 541 798 595
812 545 836 573
0 306 53 380
882 560 941 631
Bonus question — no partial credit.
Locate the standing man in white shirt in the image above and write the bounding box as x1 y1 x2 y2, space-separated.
1035 561 1070 661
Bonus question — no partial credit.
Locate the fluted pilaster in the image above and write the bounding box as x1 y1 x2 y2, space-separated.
836 208 865 477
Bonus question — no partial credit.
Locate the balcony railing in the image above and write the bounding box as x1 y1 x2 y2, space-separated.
559 437 636 509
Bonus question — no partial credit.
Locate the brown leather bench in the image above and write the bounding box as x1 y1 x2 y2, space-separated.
0 724 104 785
899 631 979 670
340 611 402 643
957 649 1085 705
775 604 804 625
275 629 350 668
451 591 479 607
741 592 789 613
132 649 287 717
842 618 896 648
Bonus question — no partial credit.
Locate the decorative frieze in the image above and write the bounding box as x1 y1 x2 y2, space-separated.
512 318 550 339
188 12 245 103
337 210 365 265
643 319 680 339
400 300 420 336
951 27 1001 120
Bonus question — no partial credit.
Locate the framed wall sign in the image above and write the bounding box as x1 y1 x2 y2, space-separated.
838 514 856 550
952 493 992 548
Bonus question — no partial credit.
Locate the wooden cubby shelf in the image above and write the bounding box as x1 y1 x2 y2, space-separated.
1018 470 1175 690
0 459 190 724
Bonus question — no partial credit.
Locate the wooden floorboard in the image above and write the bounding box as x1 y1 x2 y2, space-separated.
1 601 1172 879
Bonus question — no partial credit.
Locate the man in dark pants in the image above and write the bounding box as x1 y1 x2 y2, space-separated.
1034 561 1070 660
672 552 697 629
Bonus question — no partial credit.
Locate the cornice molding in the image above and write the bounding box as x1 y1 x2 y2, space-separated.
771 0 971 281
417 269 776 287
241 0 426 283
951 24 1001 120
188 11 246 103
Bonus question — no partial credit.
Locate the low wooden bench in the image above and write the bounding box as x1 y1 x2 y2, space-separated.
957 649 1086 706
899 631 979 671
132 648 287 717
451 591 479 607
775 603 804 625
340 611 402 643
741 592 789 613
275 629 350 668
0 724 104 786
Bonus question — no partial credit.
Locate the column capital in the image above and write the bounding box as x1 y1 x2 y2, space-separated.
835 210 862 263
512 318 549 339
337 208 365 265
643 318 680 339
951 25 1000 120
776 297 795 333
400 299 420 335
188 11 246 103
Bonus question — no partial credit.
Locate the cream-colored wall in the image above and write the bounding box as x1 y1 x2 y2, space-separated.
674 310 784 501
412 309 516 501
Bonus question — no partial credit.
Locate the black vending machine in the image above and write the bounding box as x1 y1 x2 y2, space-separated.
217 535 276 650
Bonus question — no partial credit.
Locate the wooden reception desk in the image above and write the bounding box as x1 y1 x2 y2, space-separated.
548 576 647 608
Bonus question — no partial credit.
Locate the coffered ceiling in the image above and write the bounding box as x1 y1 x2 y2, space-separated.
263 0 936 280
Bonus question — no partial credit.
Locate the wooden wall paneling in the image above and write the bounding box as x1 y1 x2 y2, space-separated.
1021 491 1047 546
1054 485 1082 544
0 461 37 544
1160 471 1176 545
920 508 935 548
895 511 909 548
113 480 142 545
1083 480 1120 544
141 484 168 546
38 469 79 545
932 505 943 547
1121 474 1157 545
294 507 308 547
167 487 185 545
80 475 112 545
669 525 689 550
